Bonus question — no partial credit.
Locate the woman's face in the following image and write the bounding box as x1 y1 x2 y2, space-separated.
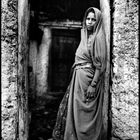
86 12 96 31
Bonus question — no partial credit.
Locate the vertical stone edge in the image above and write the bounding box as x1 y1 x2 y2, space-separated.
18 0 30 139
100 0 111 139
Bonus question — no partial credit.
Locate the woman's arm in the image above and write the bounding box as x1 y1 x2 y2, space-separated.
90 69 100 87
86 68 100 101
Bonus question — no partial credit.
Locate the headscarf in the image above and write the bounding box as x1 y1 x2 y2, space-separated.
80 7 107 74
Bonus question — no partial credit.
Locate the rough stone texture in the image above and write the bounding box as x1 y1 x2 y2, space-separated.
112 0 139 139
1 0 18 139
2 0 30 139
18 0 30 139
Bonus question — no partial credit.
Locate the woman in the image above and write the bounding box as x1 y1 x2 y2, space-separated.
52 7 107 140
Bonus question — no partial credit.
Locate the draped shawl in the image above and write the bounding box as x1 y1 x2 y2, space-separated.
63 7 107 140
79 7 107 74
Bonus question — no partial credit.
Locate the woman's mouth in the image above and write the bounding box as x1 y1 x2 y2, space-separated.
87 25 93 30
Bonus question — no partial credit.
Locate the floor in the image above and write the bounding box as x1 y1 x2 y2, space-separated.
28 97 62 140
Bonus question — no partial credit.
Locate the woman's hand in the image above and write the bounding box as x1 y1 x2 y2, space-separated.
85 85 96 102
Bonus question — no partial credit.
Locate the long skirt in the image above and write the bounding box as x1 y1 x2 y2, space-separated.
52 66 105 140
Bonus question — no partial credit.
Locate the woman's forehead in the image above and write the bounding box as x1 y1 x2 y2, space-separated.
87 12 95 18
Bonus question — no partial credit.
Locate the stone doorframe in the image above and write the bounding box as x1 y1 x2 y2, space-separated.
100 0 111 138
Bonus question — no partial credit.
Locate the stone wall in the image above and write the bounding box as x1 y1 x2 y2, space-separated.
1 0 18 139
112 0 139 139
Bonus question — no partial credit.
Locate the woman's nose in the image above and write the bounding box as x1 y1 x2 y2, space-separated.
88 19 92 24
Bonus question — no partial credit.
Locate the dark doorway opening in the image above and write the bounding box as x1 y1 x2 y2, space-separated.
48 29 80 93
28 1 101 140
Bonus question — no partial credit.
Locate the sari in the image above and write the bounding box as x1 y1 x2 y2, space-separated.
52 7 107 140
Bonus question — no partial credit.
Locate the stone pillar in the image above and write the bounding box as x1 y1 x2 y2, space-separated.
18 0 30 139
112 0 139 139
2 0 30 139
2 0 18 139
100 0 110 138
36 28 51 97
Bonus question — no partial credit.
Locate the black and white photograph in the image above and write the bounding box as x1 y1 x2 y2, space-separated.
1 0 139 140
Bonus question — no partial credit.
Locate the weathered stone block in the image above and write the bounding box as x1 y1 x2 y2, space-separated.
112 0 139 139
2 0 18 139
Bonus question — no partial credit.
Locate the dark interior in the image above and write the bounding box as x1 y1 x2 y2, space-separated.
48 29 80 93
30 0 100 21
29 0 100 95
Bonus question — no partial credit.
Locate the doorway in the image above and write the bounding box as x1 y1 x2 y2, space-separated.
48 29 80 92
28 26 81 140
28 0 110 140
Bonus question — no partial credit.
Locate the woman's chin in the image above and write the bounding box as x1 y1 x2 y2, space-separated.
87 26 93 31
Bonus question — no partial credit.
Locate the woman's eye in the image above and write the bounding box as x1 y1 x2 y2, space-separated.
91 18 96 21
87 18 96 21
